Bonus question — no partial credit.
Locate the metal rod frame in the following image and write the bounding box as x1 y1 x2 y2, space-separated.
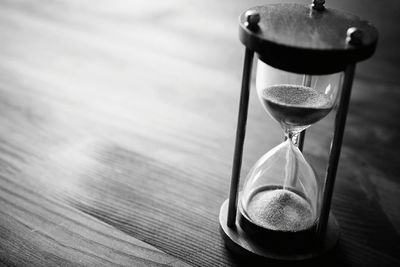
317 64 356 243
298 130 306 151
298 75 313 151
227 48 254 228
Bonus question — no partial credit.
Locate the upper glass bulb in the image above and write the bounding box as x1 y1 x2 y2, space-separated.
256 60 343 135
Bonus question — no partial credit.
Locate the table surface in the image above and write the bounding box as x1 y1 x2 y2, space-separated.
0 0 399 266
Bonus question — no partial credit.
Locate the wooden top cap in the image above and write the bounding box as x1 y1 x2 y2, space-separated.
239 4 378 74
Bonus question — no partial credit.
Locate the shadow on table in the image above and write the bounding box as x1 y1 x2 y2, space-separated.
225 243 350 267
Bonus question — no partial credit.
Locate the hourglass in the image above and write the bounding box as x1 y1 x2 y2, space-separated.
239 65 342 248
219 1 378 261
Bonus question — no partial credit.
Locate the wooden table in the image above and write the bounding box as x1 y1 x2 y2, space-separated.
0 0 399 266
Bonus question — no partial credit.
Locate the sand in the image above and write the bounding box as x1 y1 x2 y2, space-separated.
247 189 315 231
262 85 330 108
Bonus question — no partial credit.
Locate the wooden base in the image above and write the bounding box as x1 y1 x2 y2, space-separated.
219 199 340 262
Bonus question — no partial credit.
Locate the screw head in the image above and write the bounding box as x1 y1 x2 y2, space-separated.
245 10 260 30
312 0 325 11
347 27 364 45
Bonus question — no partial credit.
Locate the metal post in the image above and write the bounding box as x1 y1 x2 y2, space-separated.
227 48 254 228
317 64 356 243
298 75 313 151
298 131 306 152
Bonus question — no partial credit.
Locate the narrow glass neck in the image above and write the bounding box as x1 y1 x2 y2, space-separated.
284 131 300 146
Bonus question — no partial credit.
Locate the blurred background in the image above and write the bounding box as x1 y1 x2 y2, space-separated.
0 0 399 266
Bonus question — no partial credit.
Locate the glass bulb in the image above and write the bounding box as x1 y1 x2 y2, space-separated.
256 60 343 136
241 139 319 232
239 59 344 239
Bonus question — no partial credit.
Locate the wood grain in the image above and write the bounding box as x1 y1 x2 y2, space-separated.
0 0 399 266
